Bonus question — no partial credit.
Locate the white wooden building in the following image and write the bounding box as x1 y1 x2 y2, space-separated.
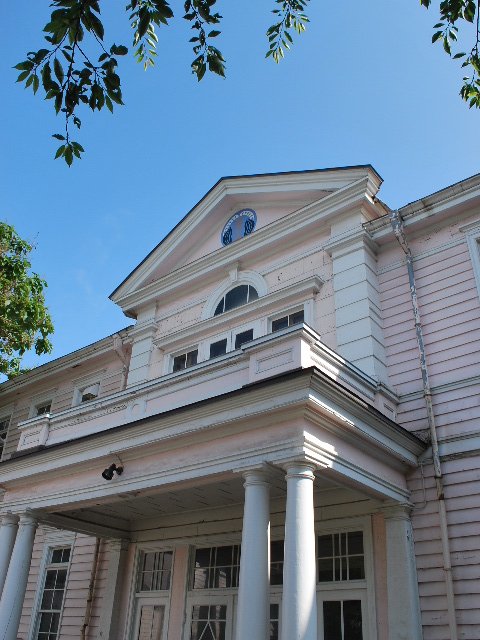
0 166 479 640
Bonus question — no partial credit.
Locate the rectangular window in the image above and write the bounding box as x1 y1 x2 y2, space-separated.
137 604 166 640
317 532 364 583
192 545 240 589
0 418 10 459
272 310 304 333
270 541 284 586
209 339 228 359
36 547 71 640
173 349 198 373
234 329 253 349
139 551 173 592
190 605 227 640
323 600 363 640
36 402 51 416
270 603 280 640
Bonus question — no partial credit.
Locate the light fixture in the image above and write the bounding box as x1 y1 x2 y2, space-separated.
101 463 123 481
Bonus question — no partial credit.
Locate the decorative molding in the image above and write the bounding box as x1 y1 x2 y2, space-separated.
155 275 323 351
201 270 269 320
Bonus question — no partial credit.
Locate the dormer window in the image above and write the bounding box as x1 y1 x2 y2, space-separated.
81 383 100 403
36 402 51 416
214 285 259 316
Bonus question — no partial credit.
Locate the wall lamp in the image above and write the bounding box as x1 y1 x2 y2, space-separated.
101 463 123 481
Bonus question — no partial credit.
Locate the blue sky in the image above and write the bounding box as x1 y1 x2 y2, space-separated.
1 0 479 372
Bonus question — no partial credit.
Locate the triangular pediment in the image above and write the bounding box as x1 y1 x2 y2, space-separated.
110 166 382 312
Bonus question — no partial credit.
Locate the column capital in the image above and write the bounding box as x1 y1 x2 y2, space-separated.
0 513 19 528
283 461 316 480
242 469 271 488
381 501 414 521
18 512 38 528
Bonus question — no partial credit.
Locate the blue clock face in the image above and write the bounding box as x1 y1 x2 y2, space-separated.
221 209 257 246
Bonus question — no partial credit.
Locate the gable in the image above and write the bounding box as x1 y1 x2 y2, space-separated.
110 166 382 313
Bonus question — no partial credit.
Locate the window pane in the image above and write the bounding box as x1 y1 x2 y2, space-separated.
190 605 227 640
318 558 333 582
36 403 51 416
323 601 342 640
234 329 253 349
173 354 186 372
343 601 363 640
270 604 279 640
272 316 288 332
270 541 284 586
248 286 258 302
348 531 364 555
290 310 304 325
210 339 227 359
186 350 198 367
140 551 173 592
348 556 365 581
214 299 225 316
193 545 240 589
318 532 364 584
224 285 248 312
318 534 333 558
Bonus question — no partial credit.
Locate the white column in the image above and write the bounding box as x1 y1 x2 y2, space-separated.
97 539 130 640
0 513 38 640
384 504 423 640
281 462 317 640
236 470 270 640
0 514 18 599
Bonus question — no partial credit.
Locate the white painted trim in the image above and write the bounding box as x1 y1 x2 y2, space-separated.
201 271 269 320
72 369 106 407
154 275 323 352
125 544 175 640
460 219 480 299
28 389 57 420
27 529 76 640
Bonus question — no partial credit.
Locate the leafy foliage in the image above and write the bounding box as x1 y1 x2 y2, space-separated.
422 0 480 107
15 0 480 165
0 223 54 379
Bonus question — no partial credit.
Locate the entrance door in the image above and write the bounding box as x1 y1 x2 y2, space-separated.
184 594 234 640
317 590 368 640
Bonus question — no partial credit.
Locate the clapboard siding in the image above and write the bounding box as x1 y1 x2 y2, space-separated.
2 403 29 460
59 536 109 640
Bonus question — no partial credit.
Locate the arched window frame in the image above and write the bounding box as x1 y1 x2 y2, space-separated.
201 271 268 321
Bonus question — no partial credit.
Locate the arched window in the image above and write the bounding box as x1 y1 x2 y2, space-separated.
214 285 259 316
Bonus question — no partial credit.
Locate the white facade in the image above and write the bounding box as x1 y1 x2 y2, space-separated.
0 166 479 640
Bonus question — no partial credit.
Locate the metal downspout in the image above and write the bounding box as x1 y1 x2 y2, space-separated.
389 210 458 640
80 537 101 640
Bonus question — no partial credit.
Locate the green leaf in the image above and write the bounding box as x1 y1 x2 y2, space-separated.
54 58 64 84
64 145 73 166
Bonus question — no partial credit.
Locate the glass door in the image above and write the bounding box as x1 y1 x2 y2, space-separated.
134 596 169 640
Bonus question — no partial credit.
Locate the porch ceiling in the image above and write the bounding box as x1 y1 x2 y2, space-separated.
48 470 338 533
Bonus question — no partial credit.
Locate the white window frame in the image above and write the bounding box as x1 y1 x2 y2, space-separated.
166 345 200 375
28 390 56 419
315 516 377 640
72 370 105 407
125 543 175 640
203 320 261 361
28 529 76 640
268 304 307 333
461 220 480 299
0 404 14 463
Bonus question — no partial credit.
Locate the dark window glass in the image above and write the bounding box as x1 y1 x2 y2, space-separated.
270 541 284 586
193 545 240 589
214 299 225 316
36 548 70 640
343 600 363 640
213 285 259 316
190 605 227 640
234 329 253 349
210 339 227 359
139 551 173 592
290 310 304 325
272 316 289 332
173 350 198 372
270 604 279 640
36 403 51 416
225 285 249 312
317 532 364 583
323 601 342 640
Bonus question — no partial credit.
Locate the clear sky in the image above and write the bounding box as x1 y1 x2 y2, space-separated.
1 0 479 373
